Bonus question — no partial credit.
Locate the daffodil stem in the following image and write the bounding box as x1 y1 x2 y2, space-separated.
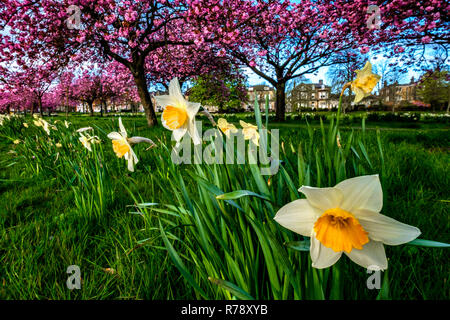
336 82 351 129
201 108 216 127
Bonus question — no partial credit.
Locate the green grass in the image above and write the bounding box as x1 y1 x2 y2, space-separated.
0 113 448 300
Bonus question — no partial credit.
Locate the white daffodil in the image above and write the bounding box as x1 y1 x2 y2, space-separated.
78 131 101 152
79 133 93 151
274 175 420 270
240 120 260 146
218 118 238 138
154 78 201 146
107 117 155 172
64 120 71 128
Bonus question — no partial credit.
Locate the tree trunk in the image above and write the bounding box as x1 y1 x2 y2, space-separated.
446 85 450 113
65 88 69 118
88 101 94 116
133 71 158 127
100 100 103 117
38 96 43 117
275 82 286 122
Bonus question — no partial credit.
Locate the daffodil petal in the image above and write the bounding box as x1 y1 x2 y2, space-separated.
127 155 135 172
353 87 365 103
186 101 201 119
118 117 127 138
169 77 185 103
344 240 388 270
239 120 249 128
299 186 343 212
107 132 123 141
310 234 342 269
155 95 176 109
127 148 138 172
172 125 188 143
274 199 319 236
188 119 201 145
218 118 228 128
355 210 421 245
335 174 383 213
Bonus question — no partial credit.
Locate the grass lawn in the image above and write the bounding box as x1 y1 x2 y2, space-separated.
0 113 448 300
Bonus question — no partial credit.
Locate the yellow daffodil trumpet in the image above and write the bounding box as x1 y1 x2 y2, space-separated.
274 175 420 270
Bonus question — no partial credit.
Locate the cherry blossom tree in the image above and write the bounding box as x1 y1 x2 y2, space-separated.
188 0 448 121
1 0 446 123
0 1 201 126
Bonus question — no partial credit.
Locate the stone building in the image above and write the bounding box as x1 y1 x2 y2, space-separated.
244 85 276 111
287 80 333 110
379 77 418 105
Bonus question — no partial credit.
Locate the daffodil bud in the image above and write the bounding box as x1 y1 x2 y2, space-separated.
127 136 156 146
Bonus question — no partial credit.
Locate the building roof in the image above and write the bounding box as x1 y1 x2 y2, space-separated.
293 82 331 89
248 85 274 91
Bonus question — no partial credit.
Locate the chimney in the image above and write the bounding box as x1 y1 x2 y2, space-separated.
319 79 323 85
410 76 415 84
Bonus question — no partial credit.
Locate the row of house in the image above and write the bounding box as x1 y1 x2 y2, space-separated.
243 77 424 112
73 77 423 113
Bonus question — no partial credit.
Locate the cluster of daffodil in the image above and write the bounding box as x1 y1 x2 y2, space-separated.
32 114 58 135
2 61 442 278
159 62 430 273
217 118 260 146
154 77 262 148
0 113 13 126
272 61 418 271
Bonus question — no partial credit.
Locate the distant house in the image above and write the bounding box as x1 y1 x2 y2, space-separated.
245 85 276 111
287 80 333 110
379 77 418 106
